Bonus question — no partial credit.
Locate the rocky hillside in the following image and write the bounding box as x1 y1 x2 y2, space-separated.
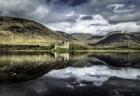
0 16 92 50
0 16 139 49
0 17 63 46
55 31 77 41
71 33 103 43
88 35 103 43
133 32 140 41
0 17 80 46
93 32 140 48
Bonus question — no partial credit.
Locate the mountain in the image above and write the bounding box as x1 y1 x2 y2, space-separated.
71 33 92 42
0 16 62 46
93 32 140 48
89 35 103 40
0 16 139 49
0 16 92 50
0 16 80 46
71 33 103 43
88 35 104 43
55 31 77 40
132 32 140 41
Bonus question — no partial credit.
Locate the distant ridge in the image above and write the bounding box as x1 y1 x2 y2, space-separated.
71 33 103 43
93 32 140 48
55 31 77 40
133 32 140 41
0 16 139 49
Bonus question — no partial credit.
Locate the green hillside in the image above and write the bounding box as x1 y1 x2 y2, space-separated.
0 17 79 46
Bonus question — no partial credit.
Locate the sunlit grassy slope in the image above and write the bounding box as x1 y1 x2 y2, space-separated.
0 17 60 46
0 16 82 46
0 17 139 50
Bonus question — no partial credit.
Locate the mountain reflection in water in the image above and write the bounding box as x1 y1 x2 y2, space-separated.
0 52 140 96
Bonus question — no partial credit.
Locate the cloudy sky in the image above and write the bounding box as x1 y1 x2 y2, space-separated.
0 0 140 35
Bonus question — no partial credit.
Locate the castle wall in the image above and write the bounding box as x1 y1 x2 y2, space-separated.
55 41 69 49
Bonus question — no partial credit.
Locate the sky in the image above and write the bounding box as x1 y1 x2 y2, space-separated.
0 0 140 35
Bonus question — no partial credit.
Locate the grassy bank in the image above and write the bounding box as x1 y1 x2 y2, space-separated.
0 44 140 53
9 49 140 54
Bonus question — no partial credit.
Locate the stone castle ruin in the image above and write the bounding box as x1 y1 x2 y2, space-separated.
54 40 70 49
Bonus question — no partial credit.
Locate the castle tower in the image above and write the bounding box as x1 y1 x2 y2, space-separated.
54 40 69 49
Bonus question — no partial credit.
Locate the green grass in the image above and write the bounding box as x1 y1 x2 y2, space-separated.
0 44 140 53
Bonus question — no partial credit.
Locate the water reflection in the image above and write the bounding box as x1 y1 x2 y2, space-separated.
47 65 140 86
90 52 140 68
0 52 139 96
54 52 70 61
0 52 72 83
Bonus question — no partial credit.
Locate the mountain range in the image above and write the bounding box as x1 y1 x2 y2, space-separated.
0 17 81 46
93 32 140 49
71 33 103 43
0 16 139 49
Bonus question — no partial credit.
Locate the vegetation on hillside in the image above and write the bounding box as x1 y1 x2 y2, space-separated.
0 17 139 51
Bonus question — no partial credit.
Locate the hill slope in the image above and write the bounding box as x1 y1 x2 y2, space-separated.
133 32 140 41
55 31 77 40
93 32 140 48
0 17 74 46
71 33 103 43
0 16 92 50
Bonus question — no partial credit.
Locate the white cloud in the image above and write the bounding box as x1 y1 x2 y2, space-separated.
48 14 140 35
0 0 49 22
107 4 125 10
106 22 140 32
68 15 109 34
47 22 72 31
113 8 135 14
48 14 110 35
107 4 135 14
30 5 49 21
66 11 75 17
0 0 35 14
0 0 139 35
95 22 140 35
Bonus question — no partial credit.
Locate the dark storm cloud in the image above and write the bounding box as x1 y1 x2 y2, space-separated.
0 0 139 24
0 0 140 34
59 0 139 24
80 16 93 21
0 0 49 23
46 0 88 6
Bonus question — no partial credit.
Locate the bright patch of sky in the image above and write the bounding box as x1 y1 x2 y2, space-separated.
0 0 140 35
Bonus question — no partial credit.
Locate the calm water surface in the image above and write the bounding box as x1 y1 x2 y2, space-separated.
0 52 140 96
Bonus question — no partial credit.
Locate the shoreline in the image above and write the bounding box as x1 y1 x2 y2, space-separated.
7 49 140 53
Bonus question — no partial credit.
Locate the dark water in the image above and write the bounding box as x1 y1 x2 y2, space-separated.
0 52 140 96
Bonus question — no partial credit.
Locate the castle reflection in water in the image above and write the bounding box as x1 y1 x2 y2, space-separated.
54 52 70 61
